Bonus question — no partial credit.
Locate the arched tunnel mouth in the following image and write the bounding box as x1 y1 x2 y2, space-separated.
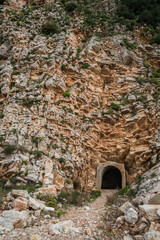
101 166 122 189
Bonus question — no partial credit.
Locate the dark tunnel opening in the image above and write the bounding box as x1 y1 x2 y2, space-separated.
101 166 122 189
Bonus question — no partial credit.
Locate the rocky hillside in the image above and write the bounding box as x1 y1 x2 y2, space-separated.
0 0 160 194
0 0 160 239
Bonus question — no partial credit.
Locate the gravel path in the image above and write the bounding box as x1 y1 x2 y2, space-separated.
0 190 118 240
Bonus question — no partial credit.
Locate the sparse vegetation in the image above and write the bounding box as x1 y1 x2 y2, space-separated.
81 63 90 69
4 145 16 155
118 185 136 198
62 91 70 97
111 102 120 111
42 20 60 35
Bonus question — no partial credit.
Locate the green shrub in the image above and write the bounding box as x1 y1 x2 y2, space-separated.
66 178 72 185
137 95 147 102
121 98 129 105
68 190 81 205
151 35 160 44
58 157 65 164
151 77 160 86
32 137 39 148
84 15 96 27
144 61 150 68
136 76 145 85
107 108 114 114
90 190 101 199
152 71 160 78
81 63 90 69
22 99 37 107
42 20 60 35
111 102 120 111
118 0 160 27
65 2 77 12
135 175 142 184
62 91 70 97
0 112 4 118
4 145 16 155
34 150 42 159
118 185 136 197
61 64 66 71
123 39 136 50
73 180 80 189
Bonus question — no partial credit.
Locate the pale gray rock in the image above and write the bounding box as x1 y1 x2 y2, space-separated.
156 208 160 217
44 206 55 212
124 207 138 224
119 202 133 214
29 197 45 210
0 44 8 59
0 210 29 231
12 189 29 199
134 235 144 240
123 235 133 240
49 220 75 234
139 205 160 221
144 231 160 240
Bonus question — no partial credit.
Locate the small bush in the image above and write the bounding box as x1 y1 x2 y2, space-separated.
61 64 66 71
34 150 42 159
124 39 136 50
62 91 70 97
118 185 136 197
151 35 160 44
90 190 101 199
135 175 142 184
121 98 129 105
111 102 120 111
73 180 80 189
4 145 16 155
32 137 39 148
136 77 145 85
65 2 77 12
81 63 90 69
0 112 4 118
66 178 72 185
42 20 60 35
137 95 147 102
58 157 65 164
107 108 114 114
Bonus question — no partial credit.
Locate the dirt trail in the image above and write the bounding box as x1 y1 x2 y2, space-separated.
58 190 118 239
2 190 118 240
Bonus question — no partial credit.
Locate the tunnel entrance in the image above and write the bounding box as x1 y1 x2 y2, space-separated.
96 162 126 189
101 166 122 189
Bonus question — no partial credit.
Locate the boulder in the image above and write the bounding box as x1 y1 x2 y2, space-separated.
12 189 29 199
139 205 160 221
157 209 160 217
134 235 144 240
119 202 133 214
123 236 133 240
125 207 138 224
43 206 55 212
14 197 28 211
144 231 160 240
0 210 29 231
148 193 160 205
0 45 8 59
49 220 75 234
29 197 45 210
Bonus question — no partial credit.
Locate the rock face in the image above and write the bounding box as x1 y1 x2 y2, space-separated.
0 210 29 231
0 0 159 197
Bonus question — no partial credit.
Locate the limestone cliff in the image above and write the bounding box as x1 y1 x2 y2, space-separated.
0 0 159 195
